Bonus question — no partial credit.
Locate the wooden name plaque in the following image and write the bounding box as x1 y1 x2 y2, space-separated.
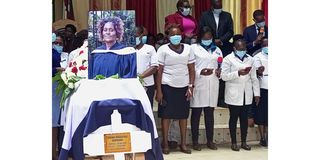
104 132 131 153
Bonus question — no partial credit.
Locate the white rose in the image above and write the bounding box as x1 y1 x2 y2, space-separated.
68 82 75 89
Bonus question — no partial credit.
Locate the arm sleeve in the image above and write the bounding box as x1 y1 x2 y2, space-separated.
243 28 254 50
157 47 165 65
150 47 158 67
221 57 239 81
219 13 234 42
250 61 260 97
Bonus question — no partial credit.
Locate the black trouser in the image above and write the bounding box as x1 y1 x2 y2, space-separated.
146 85 155 109
191 107 214 144
218 80 228 107
228 104 249 144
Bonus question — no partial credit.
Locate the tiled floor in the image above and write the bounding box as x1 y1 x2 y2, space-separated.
164 141 268 160
82 141 267 160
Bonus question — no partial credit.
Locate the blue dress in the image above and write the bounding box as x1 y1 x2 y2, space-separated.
52 48 62 127
88 42 137 79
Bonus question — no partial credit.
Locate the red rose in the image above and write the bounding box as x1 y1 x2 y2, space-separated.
71 67 78 74
69 62 72 67
79 65 87 71
79 50 84 55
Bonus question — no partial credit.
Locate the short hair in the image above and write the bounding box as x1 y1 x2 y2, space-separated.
176 0 189 10
156 33 164 41
211 0 221 6
253 9 264 19
97 17 124 42
73 29 88 48
65 24 77 34
165 23 181 35
232 34 244 44
136 26 144 35
197 26 214 43
233 38 246 47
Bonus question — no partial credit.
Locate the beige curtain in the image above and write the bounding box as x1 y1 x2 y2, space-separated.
223 0 241 35
156 0 179 34
54 0 64 22
72 0 90 31
246 0 262 26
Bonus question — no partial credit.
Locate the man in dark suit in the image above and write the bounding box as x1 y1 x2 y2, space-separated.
243 9 268 56
199 0 234 57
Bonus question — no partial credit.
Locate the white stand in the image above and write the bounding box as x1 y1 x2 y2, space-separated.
83 110 152 160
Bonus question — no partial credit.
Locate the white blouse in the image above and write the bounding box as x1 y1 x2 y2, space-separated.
136 44 158 86
157 43 195 88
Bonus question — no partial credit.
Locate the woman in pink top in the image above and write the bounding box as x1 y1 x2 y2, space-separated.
165 0 198 44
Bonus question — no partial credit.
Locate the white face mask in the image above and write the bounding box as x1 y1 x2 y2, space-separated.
180 8 190 16
256 21 266 28
213 8 222 15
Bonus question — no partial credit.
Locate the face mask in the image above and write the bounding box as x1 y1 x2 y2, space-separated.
141 36 147 44
262 47 268 55
201 39 213 46
53 44 63 53
213 8 222 15
135 37 141 45
256 21 266 28
235 50 246 58
169 35 182 45
181 8 190 16
52 33 56 42
158 39 164 44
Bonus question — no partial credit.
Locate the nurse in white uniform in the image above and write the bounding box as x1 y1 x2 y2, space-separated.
190 26 222 151
253 37 268 147
135 26 158 108
221 39 260 151
156 24 195 154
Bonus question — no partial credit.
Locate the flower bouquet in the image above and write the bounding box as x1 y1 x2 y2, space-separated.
53 41 88 108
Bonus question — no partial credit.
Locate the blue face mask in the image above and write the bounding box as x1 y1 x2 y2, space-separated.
201 39 213 46
235 50 246 59
213 8 222 15
141 36 147 44
135 37 141 45
52 33 56 42
53 44 63 53
262 47 268 55
256 21 266 28
169 35 182 45
180 8 190 16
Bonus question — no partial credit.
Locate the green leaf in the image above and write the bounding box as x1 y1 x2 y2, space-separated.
138 74 144 85
110 74 120 79
52 72 62 82
60 87 73 109
94 74 106 80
